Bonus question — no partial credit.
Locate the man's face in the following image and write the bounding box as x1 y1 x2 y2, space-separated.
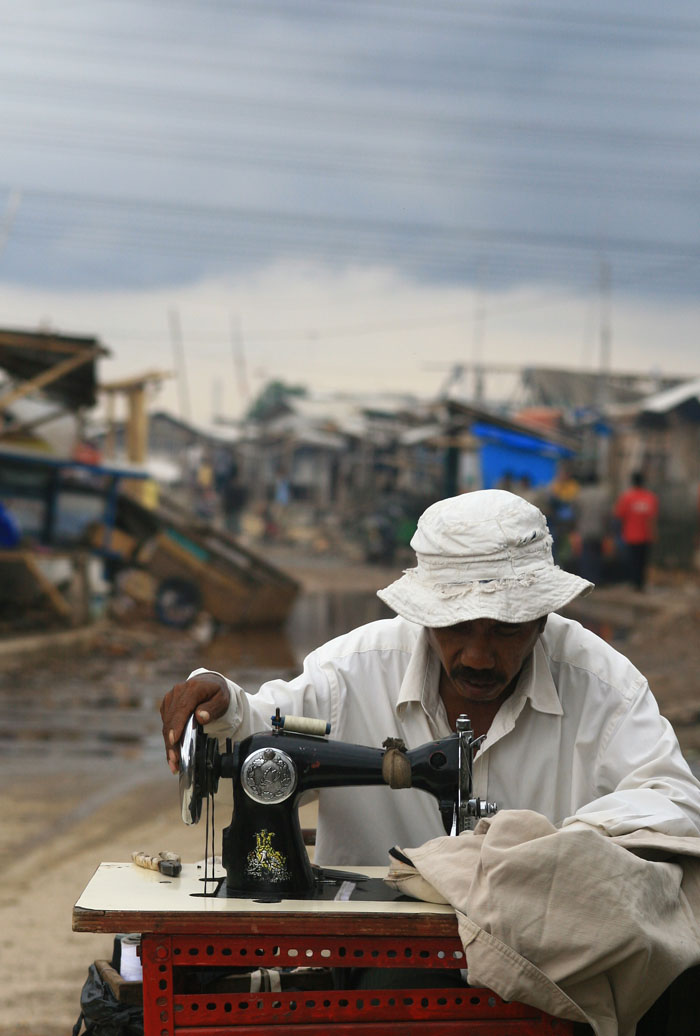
427 616 546 705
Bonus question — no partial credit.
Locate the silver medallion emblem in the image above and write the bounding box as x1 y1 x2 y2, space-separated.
241 747 297 804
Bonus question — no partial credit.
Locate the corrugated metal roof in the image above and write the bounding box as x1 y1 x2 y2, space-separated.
639 376 700 414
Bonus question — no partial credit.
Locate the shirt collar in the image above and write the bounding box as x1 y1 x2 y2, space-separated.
517 636 563 716
396 626 440 714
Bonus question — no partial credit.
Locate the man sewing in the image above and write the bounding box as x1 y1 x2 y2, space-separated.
161 489 700 864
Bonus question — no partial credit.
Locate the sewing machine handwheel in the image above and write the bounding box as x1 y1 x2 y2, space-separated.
179 714 207 825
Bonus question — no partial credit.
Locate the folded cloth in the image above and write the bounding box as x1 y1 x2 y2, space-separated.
386 846 448 904
384 809 700 1036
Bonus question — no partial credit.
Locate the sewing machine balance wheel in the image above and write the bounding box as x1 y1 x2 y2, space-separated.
179 714 217 825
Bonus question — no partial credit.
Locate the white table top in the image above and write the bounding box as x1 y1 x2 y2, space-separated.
74 862 456 922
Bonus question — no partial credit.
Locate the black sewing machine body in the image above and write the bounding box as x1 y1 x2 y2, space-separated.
179 713 496 899
222 730 460 897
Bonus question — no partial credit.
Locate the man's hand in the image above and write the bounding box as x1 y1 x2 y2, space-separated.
160 677 230 774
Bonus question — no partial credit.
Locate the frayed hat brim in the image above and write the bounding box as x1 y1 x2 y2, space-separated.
377 565 593 627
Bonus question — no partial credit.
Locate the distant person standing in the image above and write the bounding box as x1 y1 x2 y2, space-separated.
574 472 611 585
515 474 548 513
222 466 249 535
0 500 21 547
614 471 659 591
546 462 580 569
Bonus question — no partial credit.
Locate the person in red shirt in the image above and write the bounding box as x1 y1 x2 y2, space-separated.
614 471 659 591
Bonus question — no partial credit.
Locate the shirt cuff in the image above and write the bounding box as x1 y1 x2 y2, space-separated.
187 667 244 738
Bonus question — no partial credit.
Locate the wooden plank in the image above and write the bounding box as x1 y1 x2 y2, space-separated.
197 524 300 587
88 523 137 559
22 553 74 617
73 904 460 938
125 386 148 464
0 404 68 441
0 348 99 412
95 958 143 1006
0 329 102 354
143 533 297 626
0 551 73 617
100 370 171 393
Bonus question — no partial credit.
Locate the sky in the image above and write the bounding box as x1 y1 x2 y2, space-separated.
1 0 699 424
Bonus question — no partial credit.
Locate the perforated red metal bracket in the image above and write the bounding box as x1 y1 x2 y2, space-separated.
141 933 575 1035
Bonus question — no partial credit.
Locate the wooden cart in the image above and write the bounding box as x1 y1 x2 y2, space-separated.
136 522 300 628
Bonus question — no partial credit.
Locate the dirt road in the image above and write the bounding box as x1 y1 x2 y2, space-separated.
0 553 400 1036
1 555 699 1035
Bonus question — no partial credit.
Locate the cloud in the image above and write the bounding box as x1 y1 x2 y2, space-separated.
1 259 697 425
1 1 699 299
0 1 698 421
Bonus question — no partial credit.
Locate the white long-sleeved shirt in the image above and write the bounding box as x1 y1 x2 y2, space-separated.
200 612 700 865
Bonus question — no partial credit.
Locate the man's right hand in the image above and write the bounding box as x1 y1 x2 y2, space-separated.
160 677 231 774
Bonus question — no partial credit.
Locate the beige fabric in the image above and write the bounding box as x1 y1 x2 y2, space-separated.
248 968 283 993
386 810 700 1036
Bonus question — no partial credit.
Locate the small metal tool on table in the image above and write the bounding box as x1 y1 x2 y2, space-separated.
132 850 182 877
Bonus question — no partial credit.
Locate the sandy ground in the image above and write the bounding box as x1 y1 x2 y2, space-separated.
1 551 699 1035
0 552 400 1036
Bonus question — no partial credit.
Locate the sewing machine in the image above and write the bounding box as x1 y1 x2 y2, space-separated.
178 710 498 899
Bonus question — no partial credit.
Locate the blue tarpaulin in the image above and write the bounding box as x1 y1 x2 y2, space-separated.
470 422 574 490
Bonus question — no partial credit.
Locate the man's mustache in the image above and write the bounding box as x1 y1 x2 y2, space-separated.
450 665 505 685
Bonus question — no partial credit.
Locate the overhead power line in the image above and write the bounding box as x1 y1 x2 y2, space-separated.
5 1 700 43
4 183 699 262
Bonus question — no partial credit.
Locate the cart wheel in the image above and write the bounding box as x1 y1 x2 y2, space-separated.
155 577 202 628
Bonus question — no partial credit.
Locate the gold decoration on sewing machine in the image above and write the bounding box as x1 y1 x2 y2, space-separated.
245 828 290 884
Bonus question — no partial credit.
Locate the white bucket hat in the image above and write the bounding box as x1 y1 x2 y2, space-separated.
377 489 593 626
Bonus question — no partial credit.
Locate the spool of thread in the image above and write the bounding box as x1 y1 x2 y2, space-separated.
119 934 143 982
276 714 330 736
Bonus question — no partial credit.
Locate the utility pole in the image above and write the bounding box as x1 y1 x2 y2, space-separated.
598 258 612 392
0 189 22 258
472 260 487 404
230 313 251 416
596 258 612 478
211 377 223 423
168 307 192 423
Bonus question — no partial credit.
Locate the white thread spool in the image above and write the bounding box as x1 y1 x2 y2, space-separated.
278 715 330 736
119 934 143 982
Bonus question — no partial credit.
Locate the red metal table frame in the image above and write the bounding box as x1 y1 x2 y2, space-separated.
74 863 574 1035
